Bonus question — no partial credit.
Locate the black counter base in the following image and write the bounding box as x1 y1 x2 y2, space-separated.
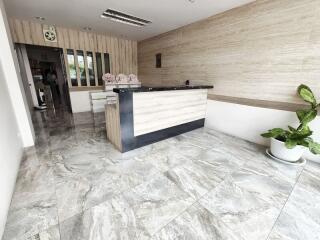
121 119 205 153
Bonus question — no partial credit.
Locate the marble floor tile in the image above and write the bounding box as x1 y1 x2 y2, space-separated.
48 130 79 153
192 147 245 173
59 194 141 240
2 165 58 240
122 174 195 237
28 225 60 240
205 129 266 162
171 142 208 160
52 138 111 159
240 152 304 185
52 151 112 183
70 125 106 142
105 144 154 164
55 159 161 221
147 137 182 151
179 128 225 149
135 146 190 172
146 134 208 160
59 174 195 240
19 146 53 170
267 210 320 240
297 161 320 194
268 167 320 240
230 168 295 209
165 161 227 200
165 148 246 200
199 177 281 240
72 111 104 126
48 125 106 154
152 203 241 240
4 109 320 240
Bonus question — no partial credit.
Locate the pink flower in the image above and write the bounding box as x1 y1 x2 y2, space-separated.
128 74 138 83
116 74 128 83
102 73 115 83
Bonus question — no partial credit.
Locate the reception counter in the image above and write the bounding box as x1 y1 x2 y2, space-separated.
105 85 213 152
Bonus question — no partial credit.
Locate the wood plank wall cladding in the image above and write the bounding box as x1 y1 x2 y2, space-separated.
9 18 138 89
138 0 320 107
105 102 122 151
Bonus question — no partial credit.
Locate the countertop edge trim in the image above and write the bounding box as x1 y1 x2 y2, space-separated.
113 85 213 93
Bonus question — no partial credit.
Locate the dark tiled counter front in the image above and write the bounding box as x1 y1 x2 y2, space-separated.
113 85 213 93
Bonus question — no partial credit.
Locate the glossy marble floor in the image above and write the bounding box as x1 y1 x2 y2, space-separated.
2 108 320 240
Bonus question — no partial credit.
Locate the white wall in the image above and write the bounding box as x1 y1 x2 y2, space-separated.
70 91 92 113
0 0 34 147
205 100 320 162
0 49 24 239
0 0 35 237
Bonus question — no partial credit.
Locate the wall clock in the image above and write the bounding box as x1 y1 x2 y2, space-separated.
43 26 57 42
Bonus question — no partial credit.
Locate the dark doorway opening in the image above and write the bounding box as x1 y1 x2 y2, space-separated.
25 45 72 112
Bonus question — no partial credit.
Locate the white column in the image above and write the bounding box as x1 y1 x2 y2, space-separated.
0 0 34 147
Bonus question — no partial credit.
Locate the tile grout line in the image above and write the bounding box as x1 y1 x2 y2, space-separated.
47 128 64 240
52 158 63 240
23 138 62 239
10 117 312 240
53 162 170 231
265 164 306 240
148 163 240 239
148 144 303 239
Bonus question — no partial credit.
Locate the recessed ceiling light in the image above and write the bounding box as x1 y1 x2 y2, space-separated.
83 27 92 31
101 9 151 27
34 16 45 21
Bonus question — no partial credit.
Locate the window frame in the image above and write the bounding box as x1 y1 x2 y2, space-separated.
66 49 78 87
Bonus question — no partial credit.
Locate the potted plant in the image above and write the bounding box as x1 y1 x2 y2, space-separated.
261 84 320 162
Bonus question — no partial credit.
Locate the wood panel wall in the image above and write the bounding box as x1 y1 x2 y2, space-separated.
105 103 122 151
138 0 320 106
9 18 137 89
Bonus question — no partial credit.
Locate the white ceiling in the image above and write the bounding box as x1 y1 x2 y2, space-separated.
4 0 256 41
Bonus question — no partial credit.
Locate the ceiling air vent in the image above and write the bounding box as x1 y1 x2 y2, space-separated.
101 9 151 27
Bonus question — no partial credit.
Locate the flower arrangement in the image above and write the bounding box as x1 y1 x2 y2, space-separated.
102 73 116 83
116 74 128 83
128 74 138 83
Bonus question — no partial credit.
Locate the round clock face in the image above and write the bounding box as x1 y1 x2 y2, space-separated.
44 30 56 41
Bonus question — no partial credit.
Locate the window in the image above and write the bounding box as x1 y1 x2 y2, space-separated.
66 50 111 87
96 52 103 86
67 49 77 86
77 50 87 86
87 52 95 86
104 53 110 74
156 53 161 68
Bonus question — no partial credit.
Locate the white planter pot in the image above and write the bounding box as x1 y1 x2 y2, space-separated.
270 138 305 162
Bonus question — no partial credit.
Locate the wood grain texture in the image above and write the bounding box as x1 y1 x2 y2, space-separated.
208 94 309 112
105 102 122 151
9 18 138 77
138 0 320 105
133 89 207 136
69 86 104 92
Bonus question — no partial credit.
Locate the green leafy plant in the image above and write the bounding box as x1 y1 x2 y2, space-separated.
261 84 320 154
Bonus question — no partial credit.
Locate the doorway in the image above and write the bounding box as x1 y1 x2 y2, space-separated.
26 45 71 111
16 44 72 112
